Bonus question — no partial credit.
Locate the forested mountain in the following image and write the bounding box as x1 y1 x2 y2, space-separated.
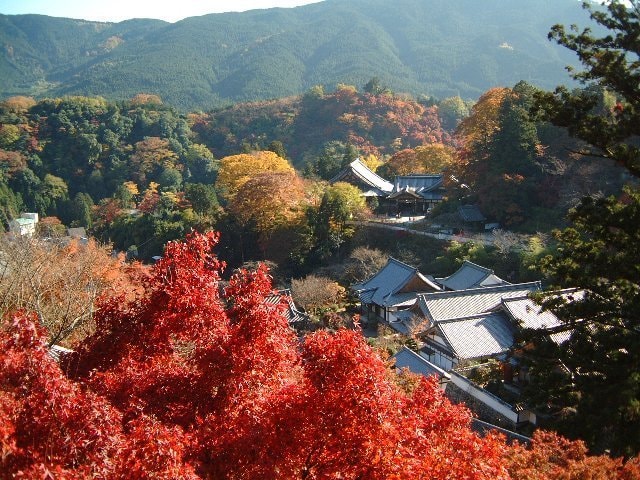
0 0 593 110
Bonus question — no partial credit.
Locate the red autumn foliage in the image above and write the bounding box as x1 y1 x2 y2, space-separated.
504 430 640 480
1 231 639 478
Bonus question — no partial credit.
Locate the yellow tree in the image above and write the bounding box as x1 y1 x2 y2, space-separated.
228 171 307 236
414 144 457 172
0 96 36 112
129 93 163 106
360 153 383 172
385 149 423 175
123 181 139 196
215 150 293 201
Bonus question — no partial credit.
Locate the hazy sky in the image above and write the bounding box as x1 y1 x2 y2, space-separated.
0 0 323 23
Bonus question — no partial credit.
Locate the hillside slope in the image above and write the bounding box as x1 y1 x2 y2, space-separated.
0 0 592 110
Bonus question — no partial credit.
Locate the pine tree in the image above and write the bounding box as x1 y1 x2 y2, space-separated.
527 0 640 456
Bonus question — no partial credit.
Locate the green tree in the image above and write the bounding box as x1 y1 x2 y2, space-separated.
184 183 219 216
536 1 640 176
184 144 218 184
363 76 390 95
526 0 640 457
71 192 94 228
266 140 288 160
158 166 183 192
315 141 358 180
309 182 368 262
113 183 135 209
438 95 471 130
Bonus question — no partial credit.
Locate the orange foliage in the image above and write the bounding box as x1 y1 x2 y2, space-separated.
504 430 640 479
94 198 123 226
0 236 146 346
0 149 26 176
457 87 510 160
129 137 178 185
1 95 36 112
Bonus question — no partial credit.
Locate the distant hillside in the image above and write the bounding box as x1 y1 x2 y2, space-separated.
0 0 593 110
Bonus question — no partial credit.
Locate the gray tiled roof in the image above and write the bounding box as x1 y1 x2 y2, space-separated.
389 175 445 201
264 289 309 323
393 347 450 380
501 292 578 345
48 344 74 362
330 158 393 194
437 260 508 291
438 312 515 360
353 258 440 307
393 174 443 192
458 204 486 222
501 296 562 331
416 282 541 322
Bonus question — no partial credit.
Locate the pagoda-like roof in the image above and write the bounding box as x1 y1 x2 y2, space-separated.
264 289 310 324
437 260 508 291
330 158 393 195
388 174 445 201
392 347 450 381
353 257 440 308
415 282 542 323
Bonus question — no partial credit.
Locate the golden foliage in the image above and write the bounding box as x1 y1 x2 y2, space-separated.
1 96 36 112
130 93 163 105
457 87 510 157
123 181 139 196
228 171 307 235
215 150 293 201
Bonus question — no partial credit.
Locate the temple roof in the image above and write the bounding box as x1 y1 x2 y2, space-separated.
437 260 508 291
393 347 450 380
437 311 515 360
353 257 440 307
416 282 542 323
330 158 393 194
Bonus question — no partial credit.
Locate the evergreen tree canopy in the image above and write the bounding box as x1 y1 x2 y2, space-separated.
527 0 640 457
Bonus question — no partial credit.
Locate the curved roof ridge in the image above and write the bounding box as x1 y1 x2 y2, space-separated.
418 281 542 300
387 256 419 271
456 259 493 274
436 310 508 324
352 256 417 292
416 271 442 291
349 158 394 192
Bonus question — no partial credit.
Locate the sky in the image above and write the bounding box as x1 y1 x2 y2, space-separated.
0 0 324 23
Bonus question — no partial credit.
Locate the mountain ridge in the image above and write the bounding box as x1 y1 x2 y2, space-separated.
0 0 593 110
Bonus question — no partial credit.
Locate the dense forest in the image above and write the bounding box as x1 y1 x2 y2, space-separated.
0 0 594 110
0 79 628 283
0 80 627 268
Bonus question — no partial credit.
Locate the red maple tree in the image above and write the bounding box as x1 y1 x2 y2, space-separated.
2 231 639 478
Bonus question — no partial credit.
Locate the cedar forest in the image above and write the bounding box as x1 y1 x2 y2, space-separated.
1 1 640 478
